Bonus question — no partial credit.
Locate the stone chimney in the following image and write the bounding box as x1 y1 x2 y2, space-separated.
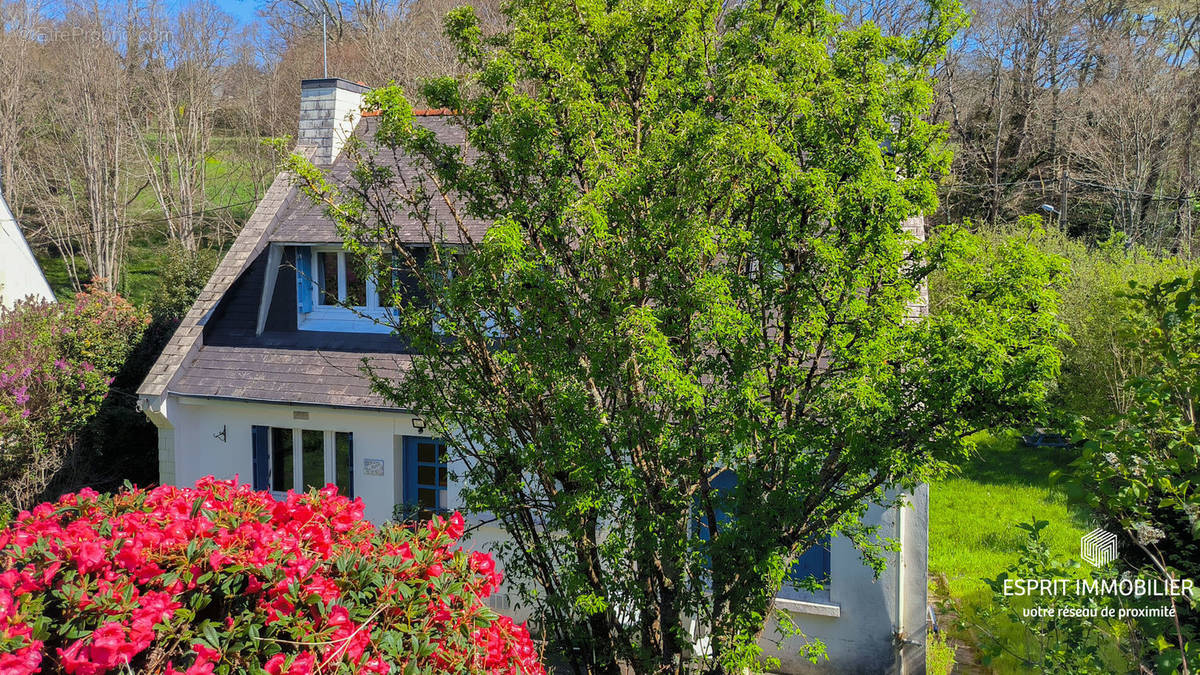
298 78 368 166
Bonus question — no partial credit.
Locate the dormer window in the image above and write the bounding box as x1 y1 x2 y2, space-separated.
316 250 369 308
296 246 407 333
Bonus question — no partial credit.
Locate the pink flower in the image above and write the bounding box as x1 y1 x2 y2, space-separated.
264 651 316 675
74 541 105 574
446 512 465 540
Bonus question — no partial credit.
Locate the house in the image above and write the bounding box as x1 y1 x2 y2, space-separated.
0 191 55 307
136 78 929 674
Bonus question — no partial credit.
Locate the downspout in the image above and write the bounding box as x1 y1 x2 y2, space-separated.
896 495 906 675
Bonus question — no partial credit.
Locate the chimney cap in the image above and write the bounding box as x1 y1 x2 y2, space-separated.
301 77 369 94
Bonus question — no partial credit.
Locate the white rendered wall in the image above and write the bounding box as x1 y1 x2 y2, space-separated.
158 394 925 673
763 488 929 674
0 195 54 308
161 395 438 524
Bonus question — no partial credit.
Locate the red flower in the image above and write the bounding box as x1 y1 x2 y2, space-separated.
0 479 543 675
470 551 495 575
74 541 105 574
446 512 465 540
264 651 316 675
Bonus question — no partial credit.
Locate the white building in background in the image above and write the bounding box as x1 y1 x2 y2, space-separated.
137 77 929 674
0 191 54 307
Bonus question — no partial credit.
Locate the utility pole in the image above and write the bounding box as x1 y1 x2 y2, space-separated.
322 13 328 78
1060 171 1069 228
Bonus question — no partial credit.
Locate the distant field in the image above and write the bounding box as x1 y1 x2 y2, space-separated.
34 134 268 307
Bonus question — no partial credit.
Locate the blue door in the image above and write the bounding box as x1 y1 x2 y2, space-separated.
402 437 448 520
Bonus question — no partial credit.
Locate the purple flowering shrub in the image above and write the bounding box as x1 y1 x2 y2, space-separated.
0 287 147 509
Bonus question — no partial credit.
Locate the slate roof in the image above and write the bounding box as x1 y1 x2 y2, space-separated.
137 114 472 409
267 115 489 246
170 347 411 408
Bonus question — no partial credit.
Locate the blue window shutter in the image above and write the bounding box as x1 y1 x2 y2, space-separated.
296 247 312 313
790 537 831 582
402 437 417 506
251 425 269 491
698 471 830 581
346 436 354 499
697 469 738 543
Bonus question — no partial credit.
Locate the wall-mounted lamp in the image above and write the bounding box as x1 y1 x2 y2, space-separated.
411 417 426 431
214 425 227 443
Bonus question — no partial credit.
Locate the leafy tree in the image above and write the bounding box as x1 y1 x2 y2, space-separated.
937 216 1192 424
1068 272 1200 672
287 0 1066 670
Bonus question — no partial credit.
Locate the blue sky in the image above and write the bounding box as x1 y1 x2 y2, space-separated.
212 0 259 26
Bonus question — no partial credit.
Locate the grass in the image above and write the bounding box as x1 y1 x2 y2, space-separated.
929 431 1095 673
930 431 1091 599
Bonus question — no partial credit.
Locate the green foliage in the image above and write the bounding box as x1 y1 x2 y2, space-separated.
0 287 148 509
974 520 1125 674
285 0 1070 671
1067 271 1200 670
147 241 219 323
938 217 1192 423
76 240 219 492
926 630 955 675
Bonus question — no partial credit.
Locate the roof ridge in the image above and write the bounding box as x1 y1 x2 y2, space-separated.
360 107 457 118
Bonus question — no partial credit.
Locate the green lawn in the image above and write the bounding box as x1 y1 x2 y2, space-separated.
929 431 1094 672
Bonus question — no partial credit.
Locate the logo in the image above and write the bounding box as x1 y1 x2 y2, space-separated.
1080 528 1119 566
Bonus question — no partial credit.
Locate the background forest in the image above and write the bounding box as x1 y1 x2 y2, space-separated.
4 0 1193 499
1 0 1196 299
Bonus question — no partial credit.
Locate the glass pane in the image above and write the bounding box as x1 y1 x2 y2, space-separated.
302 429 324 490
335 432 352 497
417 465 437 486
375 253 395 308
418 487 438 508
317 252 339 305
438 467 448 487
270 427 293 492
346 253 367 307
396 247 429 308
417 442 438 463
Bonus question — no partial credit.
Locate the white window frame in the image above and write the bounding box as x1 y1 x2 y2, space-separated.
299 247 396 333
268 427 352 498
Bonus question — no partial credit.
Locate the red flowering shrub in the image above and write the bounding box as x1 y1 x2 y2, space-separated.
0 478 543 674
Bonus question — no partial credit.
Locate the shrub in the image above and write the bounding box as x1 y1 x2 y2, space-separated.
1067 272 1200 670
0 287 148 508
975 520 1126 674
0 478 543 674
925 630 955 675
79 244 218 493
935 217 1191 423
148 243 218 324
